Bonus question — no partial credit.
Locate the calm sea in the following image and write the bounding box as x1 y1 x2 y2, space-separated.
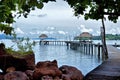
1 39 120 75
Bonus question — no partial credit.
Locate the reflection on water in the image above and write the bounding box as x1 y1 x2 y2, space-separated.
1 39 120 75
0 40 101 75
34 43 102 75
0 39 102 75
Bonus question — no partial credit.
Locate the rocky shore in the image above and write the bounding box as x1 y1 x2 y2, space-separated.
0 43 84 80
0 59 84 80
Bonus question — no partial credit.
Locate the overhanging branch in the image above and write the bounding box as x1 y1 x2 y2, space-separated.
103 12 120 16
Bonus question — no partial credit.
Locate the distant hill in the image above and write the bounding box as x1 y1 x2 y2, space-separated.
92 34 120 40
74 34 120 40
0 34 13 39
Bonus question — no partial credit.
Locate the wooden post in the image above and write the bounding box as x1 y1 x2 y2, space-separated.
81 43 83 53
98 43 100 59
94 45 97 55
81 43 84 53
91 44 93 55
84 43 86 54
88 43 91 55
86 43 87 54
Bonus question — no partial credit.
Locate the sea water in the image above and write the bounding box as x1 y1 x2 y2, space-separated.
34 43 102 75
0 39 103 75
1 39 120 75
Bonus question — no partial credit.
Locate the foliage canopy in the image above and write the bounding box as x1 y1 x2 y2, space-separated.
64 0 120 23
0 0 120 35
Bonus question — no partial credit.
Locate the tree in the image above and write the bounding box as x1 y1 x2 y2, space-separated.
0 0 55 35
64 0 120 59
1 0 120 58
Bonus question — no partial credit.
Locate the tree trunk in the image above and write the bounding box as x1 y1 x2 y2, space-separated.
101 18 108 59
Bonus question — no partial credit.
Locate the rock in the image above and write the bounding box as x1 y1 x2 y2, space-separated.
23 53 35 70
25 70 34 80
4 71 29 80
0 53 35 73
0 43 6 55
6 66 16 73
59 65 84 80
33 60 62 80
41 75 53 80
0 74 4 80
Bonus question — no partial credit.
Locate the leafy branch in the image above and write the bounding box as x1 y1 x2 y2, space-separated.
6 33 36 56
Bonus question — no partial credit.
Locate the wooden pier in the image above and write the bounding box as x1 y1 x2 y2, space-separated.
70 41 104 59
84 45 120 80
39 40 71 46
69 41 120 60
39 40 120 60
38 40 104 59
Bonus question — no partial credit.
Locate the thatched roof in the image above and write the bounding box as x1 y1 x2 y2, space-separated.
80 32 92 38
39 34 48 38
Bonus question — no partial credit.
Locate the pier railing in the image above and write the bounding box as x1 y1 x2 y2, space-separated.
38 40 120 59
69 41 104 59
39 40 103 58
39 40 71 46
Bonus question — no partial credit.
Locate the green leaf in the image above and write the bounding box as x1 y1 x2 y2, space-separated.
37 2 44 9
84 14 89 20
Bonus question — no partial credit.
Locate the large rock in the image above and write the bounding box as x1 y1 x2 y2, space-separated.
0 43 35 73
59 65 84 80
0 53 35 73
0 74 4 80
4 71 29 80
33 60 62 80
0 43 6 55
25 70 34 80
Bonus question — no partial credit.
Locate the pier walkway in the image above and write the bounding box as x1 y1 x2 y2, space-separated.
84 45 120 80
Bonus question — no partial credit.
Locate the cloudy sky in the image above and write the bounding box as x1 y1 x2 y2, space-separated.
13 0 120 37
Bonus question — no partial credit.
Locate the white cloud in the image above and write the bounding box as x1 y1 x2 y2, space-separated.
106 28 120 35
80 24 93 33
29 32 36 35
47 27 55 30
15 28 24 34
96 31 100 35
58 31 66 35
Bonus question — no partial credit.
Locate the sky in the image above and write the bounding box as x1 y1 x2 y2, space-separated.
13 0 120 38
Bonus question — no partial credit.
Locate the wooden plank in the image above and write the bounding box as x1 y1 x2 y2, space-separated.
84 45 120 80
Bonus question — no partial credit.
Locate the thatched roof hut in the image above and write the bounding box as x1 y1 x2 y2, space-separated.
74 32 92 40
80 32 92 38
39 34 48 39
